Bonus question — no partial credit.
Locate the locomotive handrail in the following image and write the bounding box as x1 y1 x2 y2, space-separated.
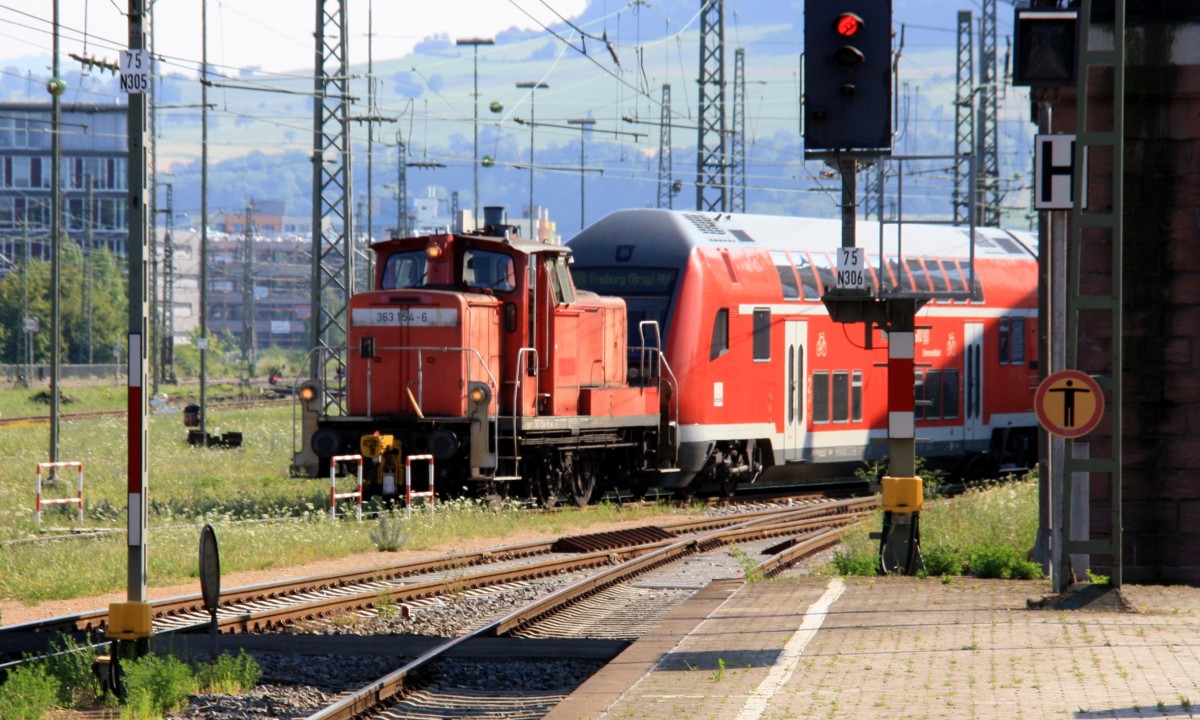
637 320 663 381
655 350 681 466
510 347 539 480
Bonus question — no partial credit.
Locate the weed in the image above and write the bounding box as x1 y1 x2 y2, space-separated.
0 662 61 720
369 510 409 552
730 544 765 582
831 548 877 576
1181 696 1191 712
711 658 726 682
119 653 197 719
1085 569 1111 585
194 650 262 695
376 592 400 622
968 545 1042 580
921 545 966 577
44 633 104 708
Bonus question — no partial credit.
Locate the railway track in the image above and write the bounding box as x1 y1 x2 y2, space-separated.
292 498 872 720
0 395 290 429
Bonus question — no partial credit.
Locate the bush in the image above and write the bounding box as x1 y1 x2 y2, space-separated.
196 650 262 695
0 662 61 720
370 510 409 551
968 545 1043 580
44 634 104 708
920 545 966 577
120 653 197 719
831 548 878 576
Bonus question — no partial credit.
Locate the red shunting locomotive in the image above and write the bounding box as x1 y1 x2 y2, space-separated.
292 207 678 506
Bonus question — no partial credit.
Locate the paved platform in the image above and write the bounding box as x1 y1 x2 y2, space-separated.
546 576 1200 720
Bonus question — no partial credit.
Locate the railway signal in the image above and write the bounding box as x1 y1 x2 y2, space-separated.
803 0 893 155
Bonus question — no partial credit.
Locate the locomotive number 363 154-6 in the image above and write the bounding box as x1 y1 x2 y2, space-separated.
351 308 459 327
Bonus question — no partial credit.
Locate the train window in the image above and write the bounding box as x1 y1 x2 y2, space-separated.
711 308 729 360
925 370 943 420
852 370 863 422
929 258 950 298
772 251 800 300
943 260 966 297
886 259 906 293
906 258 933 293
913 369 926 420
794 254 822 301
753 309 770 361
811 252 836 297
812 371 830 424
998 316 1026 365
832 371 850 423
463 249 516 292
943 369 960 419
1011 317 1026 364
382 251 428 289
998 318 1011 365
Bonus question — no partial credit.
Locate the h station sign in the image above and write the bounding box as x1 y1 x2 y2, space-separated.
1034 133 1088 210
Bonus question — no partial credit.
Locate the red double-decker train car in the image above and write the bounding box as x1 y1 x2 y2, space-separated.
567 209 1040 495
292 208 1038 503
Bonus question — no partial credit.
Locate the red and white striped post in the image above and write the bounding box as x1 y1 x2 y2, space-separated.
329 454 364 521
35 461 84 528
404 454 435 517
887 329 916 466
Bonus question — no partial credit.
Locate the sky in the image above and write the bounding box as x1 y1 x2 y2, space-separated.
0 0 590 76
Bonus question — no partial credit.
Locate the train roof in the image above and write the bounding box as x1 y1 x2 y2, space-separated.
566 209 1037 263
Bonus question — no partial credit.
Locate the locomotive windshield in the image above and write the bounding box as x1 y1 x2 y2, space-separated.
462 249 516 292
381 250 429 289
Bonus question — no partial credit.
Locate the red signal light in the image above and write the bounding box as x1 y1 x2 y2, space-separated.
836 12 863 37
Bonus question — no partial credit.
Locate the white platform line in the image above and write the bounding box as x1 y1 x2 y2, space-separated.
734 577 846 720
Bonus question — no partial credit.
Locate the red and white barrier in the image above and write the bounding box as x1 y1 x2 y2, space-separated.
329 454 364 521
405 454 435 517
36 461 84 529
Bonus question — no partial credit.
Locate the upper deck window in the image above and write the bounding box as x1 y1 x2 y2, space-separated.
381 250 429 289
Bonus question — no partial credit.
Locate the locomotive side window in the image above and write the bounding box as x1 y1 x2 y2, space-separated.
547 256 575 305
812 371 830 424
711 308 729 360
914 368 960 420
752 309 770 361
771 251 800 300
381 251 428 289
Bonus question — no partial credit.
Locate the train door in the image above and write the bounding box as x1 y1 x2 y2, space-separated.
784 320 808 461
963 322 986 444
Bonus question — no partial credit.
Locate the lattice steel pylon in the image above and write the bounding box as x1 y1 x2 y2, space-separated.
695 0 727 212
310 0 354 406
730 47 746 213
953 10 974 227
657 84 673 209
976 0 1000 227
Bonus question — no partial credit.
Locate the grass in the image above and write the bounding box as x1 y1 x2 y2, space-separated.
0 390 697 607
830 475 1042 579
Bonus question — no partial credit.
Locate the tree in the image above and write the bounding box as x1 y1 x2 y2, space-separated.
0 240 128 365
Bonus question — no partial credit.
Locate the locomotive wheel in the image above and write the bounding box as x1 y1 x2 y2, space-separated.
529 455 561 508
568 454 597 507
